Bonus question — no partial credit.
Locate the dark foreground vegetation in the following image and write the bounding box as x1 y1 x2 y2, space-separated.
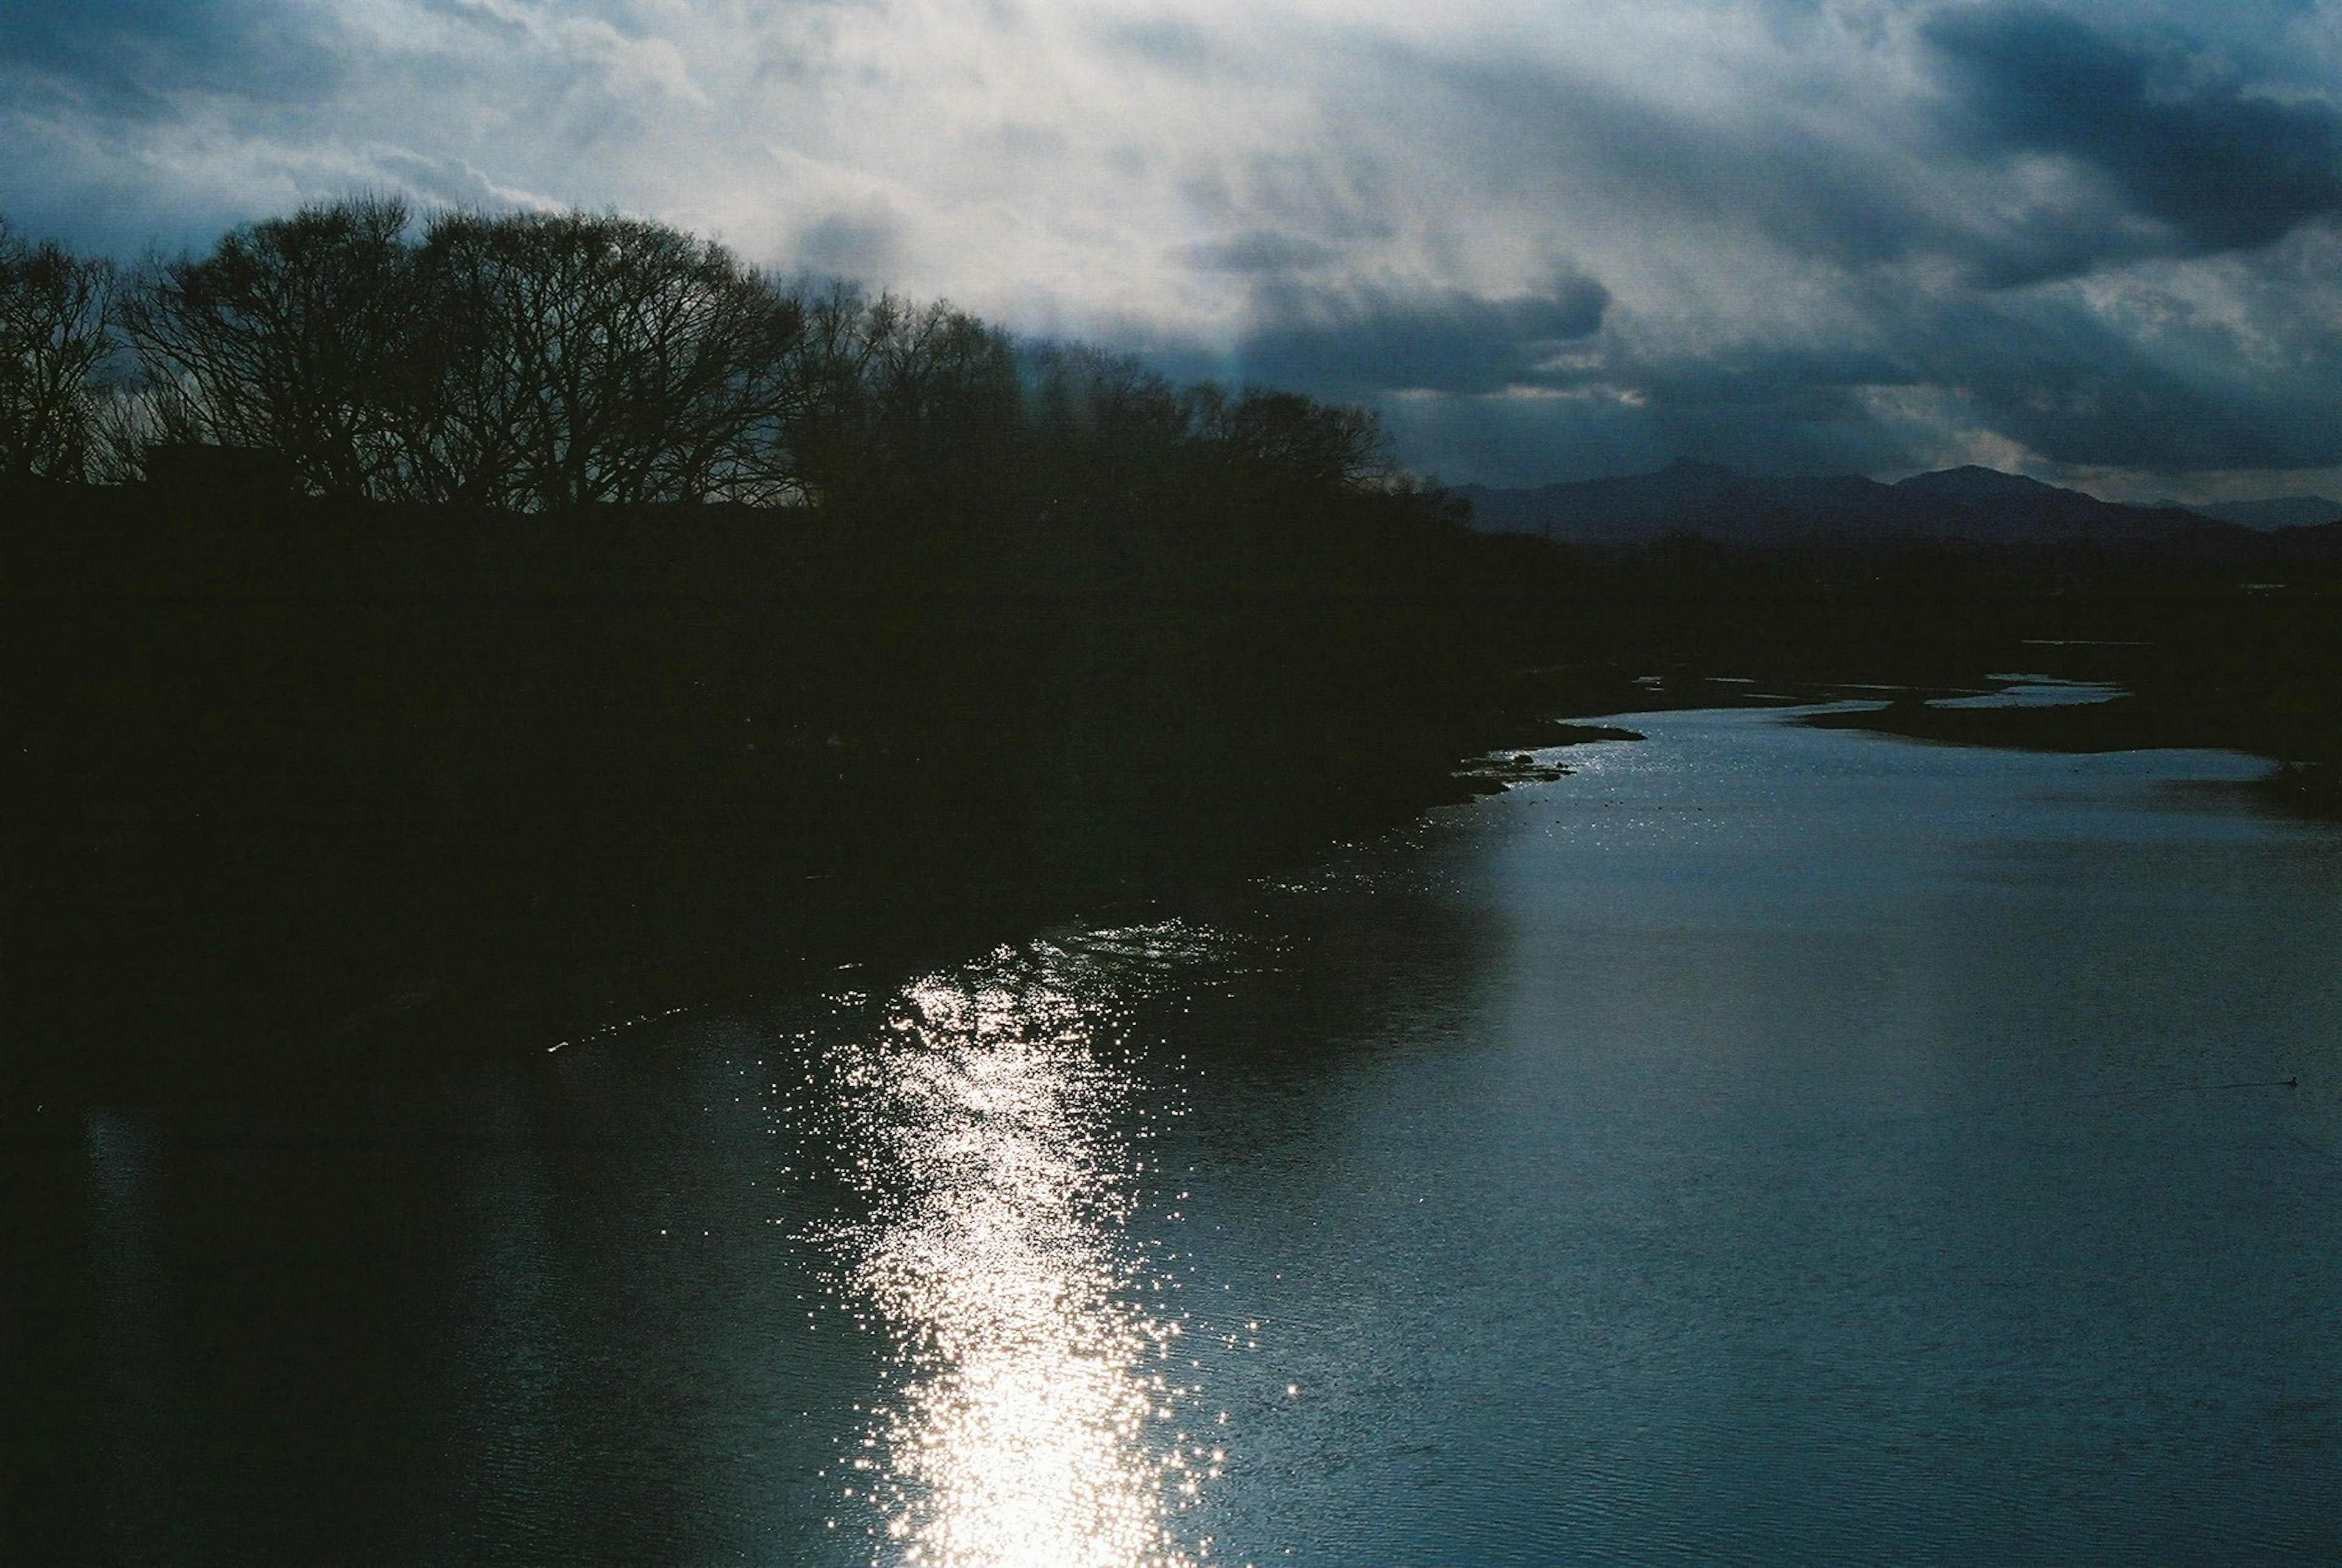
4 201 2339 1106
1 199 1577 1106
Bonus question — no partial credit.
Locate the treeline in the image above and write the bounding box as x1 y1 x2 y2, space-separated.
2 198 1560 1100
2 196 1411 520
15 199 2330 1103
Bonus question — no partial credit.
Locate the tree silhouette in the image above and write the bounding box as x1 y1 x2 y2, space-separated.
409 210 804 510
781 285 1019 510
1019 345 1198 513
1202 385 1395 495
113 200 808 509
34 193 1418 529
118 196 418 498
0 218 116 481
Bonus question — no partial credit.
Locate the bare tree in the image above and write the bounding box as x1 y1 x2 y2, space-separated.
98 192 1410 527
779 282 889 504
866 298 1019 495
0 218 115 481
117 197 418 499
779 285 1019 507
410 211 804 510
1199 385 1395 494
113 200 806 510
1017 345 1201 514
1026 346 1189 446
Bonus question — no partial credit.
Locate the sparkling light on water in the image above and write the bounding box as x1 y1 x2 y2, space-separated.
799 928 1226 1568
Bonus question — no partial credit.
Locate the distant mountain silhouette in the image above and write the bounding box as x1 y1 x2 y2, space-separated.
2180 495 2342 531
1456 459 2236 550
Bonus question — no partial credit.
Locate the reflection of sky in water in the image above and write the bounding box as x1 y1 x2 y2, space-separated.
784 928 1231 1568
26 709 2338 1566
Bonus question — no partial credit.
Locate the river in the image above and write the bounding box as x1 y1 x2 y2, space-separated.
13 706 2341 1564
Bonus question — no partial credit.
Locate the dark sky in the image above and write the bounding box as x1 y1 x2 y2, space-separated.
5 0 2341 499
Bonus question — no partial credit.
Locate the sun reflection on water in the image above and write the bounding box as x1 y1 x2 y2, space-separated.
801 926 1227 1568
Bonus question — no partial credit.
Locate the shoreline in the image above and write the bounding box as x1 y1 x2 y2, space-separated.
9 476 2339 1110
14 662 2323 1120
1797 689 2334 814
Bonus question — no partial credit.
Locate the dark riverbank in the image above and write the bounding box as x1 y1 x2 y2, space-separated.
1804 693 2342 815
0 475 1582 1109
9 477 2340 1110
9 196 2337 1108
1543 539 2342 815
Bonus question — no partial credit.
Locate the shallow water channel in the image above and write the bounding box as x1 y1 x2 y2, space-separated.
18 706 2342 1564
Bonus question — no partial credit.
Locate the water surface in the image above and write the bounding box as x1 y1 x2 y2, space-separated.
12 707 2340 1564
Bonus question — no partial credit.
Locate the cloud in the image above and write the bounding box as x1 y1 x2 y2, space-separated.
1177 229 1337 275
1234 273 1611 396
1371 323 1935 487
4 0 2342 496
1925 4 2342 263
368 154 550 214
1090 14 1222 74
0 0 308 110
793 205 905 281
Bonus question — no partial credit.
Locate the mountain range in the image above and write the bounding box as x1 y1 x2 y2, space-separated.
2171 495 2342 530
1455 460 2342 553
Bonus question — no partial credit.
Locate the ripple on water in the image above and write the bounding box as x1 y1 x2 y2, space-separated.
773 925 1236 1567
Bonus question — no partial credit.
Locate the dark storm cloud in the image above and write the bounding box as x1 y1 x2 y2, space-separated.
0 0 323 110
1178 230 1338 275
1206 299 2340 493
1414 54 1943 275
5 0 2342 493
1377 252 2342 490
0 0 723 249
1925 4 2342 259
1395 7 2342 296
1383 334 1933 487
1394 49 2065 301
1898 287 2332 470
1201 8 2342 488
795 208 906 281
1375 335 1943 489
1234 273 1611 396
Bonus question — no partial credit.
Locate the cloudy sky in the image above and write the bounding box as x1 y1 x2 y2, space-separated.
6 0 2342 498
